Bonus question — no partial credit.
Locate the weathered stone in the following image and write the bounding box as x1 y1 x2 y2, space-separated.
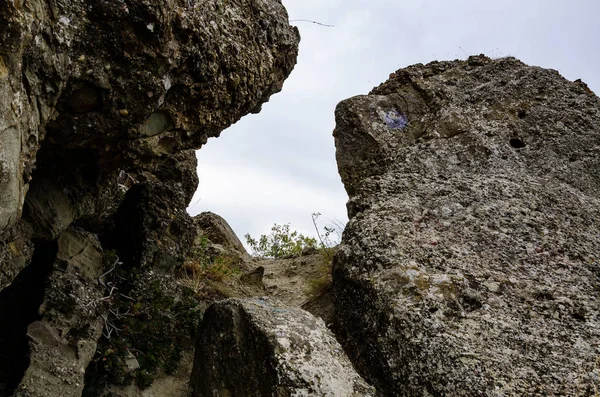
194 211 250 263
15 228 105 397
23 179 75 240
192 298 375 397
240 266 265 285
113 181 196 270
0 225 35 290
0 0 300 235
333 55 600 396
0 126 22 234
0 0 300 394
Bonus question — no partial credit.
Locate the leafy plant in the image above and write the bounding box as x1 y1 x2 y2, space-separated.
245 223 317 258
178 234 241 295
83 264 203 393
182 254 240 286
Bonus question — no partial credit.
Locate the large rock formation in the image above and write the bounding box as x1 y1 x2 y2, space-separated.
191 298 375 397
333 55 600 396
0 0 299 394
0 0 299 284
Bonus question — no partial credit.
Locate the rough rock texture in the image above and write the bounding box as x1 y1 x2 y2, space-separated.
0 0 299 282
191 298 375 397
113 181 196 270
333 55 600 396
15 228 105 397
0 0 299 395
194 211 250 263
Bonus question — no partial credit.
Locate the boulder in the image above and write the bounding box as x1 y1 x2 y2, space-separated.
113 180 196 270
0 0 300 235
0 226 34 290
194 211 250 263
0 0 300 283
191 298 375 397
333 55 600 396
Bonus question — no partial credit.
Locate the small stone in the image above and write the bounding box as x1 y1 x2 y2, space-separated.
483 281 500 293
124 350 140 373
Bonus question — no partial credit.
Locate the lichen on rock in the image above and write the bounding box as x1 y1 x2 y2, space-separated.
0 0 300 394
333 55 600 396
191 298 375 397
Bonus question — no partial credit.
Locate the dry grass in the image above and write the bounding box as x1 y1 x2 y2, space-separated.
306 247 337 298
178 255 240 296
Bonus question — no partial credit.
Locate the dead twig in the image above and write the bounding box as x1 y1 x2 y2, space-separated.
290 19 334 27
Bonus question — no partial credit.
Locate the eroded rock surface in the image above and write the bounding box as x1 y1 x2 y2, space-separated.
15 228 105 397
0 0 299 394
191 298 375 397
333 55 600 396
0 0 299 283
194 211 250 263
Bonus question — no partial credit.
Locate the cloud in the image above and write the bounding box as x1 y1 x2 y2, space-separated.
188 159 348 244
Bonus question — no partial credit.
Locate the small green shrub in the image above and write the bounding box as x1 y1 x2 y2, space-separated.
83 266 203 393
178 233 241 295
181 254 240 287
307 247 338 298
245 223 317 258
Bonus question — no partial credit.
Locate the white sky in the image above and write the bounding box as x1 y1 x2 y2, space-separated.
187 0 600 244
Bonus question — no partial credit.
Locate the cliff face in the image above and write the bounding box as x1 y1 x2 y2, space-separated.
333 55 600 396
0 0 299 283
0 1 299 395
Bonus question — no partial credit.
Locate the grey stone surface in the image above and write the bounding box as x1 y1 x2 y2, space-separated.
0 126 22 234
333 55 600 396
0 0 299 394
194 211 250 263
192 298 375 397
0 0 299 282
15 228 105 397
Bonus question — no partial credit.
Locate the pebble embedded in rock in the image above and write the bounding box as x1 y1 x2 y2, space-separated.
142 111 173 136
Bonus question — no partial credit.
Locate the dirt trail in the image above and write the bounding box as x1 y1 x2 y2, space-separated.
256 253 329 307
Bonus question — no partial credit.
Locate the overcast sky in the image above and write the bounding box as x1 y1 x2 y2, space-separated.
187 0 600 246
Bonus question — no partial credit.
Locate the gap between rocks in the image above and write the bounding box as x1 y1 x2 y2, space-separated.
0 241 58 396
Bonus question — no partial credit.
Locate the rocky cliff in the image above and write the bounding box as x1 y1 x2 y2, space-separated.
333 55 600 396
2 2 600 396
0 1 299 395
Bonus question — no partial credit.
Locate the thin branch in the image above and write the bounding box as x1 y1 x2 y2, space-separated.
290 19 334 28
119 293 136 301
312 213 333 261
189 196 203 210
